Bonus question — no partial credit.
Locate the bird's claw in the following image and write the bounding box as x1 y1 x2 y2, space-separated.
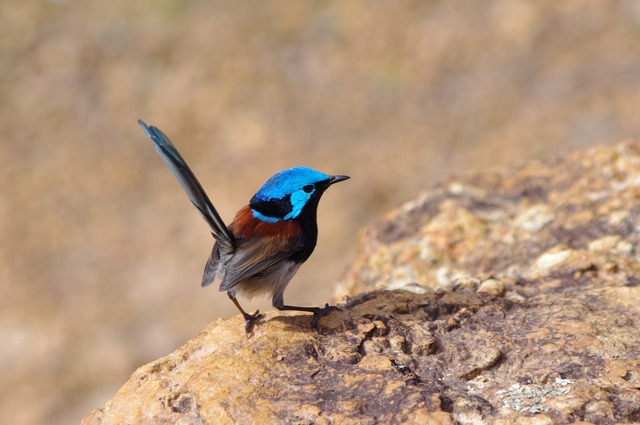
244 310 265 334
310 303 339 329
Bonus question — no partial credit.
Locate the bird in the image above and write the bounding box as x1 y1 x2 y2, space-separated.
138 119 349 332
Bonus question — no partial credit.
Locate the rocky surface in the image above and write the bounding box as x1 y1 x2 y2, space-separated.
84 142 640 424
338 142 640 298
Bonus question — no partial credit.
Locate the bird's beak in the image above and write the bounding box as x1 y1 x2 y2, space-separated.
329 175 350 185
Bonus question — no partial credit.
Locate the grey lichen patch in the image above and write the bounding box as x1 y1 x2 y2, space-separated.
496 378 572 413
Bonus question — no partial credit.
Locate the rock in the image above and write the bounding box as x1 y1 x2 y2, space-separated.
337 142 640 297
476 278 506 297
83 143 640 424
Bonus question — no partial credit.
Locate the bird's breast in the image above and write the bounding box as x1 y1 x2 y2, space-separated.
230 205 302 240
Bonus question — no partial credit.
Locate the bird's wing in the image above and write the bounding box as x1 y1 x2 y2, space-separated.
201 242 221 287
138 119 235 250
218 235 304 292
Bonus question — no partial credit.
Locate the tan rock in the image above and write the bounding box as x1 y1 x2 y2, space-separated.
337 142 640 298
83 281 640 424
476 278 506 297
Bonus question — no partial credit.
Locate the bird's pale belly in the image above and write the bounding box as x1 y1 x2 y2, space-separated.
231 261 301 300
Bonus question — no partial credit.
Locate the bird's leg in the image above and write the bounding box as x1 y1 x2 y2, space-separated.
228 293 264 333
273 298 338 329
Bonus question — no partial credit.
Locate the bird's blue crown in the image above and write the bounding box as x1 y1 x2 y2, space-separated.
250 167 330 223
254 167 329 200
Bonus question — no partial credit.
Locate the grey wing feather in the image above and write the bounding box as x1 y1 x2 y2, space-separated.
218 236 303 292
138 119 235 250
201 242 220 287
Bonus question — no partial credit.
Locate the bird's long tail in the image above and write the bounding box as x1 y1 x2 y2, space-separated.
138 119 235 251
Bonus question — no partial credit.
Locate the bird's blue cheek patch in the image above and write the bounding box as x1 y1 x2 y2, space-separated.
284 189 313 220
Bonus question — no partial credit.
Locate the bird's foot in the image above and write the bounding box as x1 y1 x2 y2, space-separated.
310 303 339 329
243 310 265 334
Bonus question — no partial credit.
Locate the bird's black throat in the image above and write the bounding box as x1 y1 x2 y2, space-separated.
288 196 321 263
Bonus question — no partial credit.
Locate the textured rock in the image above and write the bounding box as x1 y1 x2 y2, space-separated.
84 143 640 424
338 142 640 297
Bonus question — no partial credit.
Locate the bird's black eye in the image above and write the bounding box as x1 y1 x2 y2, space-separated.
302 184 314 193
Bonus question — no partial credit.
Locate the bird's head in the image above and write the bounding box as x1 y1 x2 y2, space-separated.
249 167 349 223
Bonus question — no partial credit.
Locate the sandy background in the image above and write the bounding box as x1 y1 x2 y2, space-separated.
2 1 640 424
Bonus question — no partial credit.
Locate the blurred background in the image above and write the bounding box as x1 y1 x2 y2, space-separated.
2 1 640 424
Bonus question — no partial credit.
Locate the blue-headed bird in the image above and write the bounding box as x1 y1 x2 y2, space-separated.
138 120 349 332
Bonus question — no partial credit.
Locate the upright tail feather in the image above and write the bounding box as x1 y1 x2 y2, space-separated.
138 119 235 250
